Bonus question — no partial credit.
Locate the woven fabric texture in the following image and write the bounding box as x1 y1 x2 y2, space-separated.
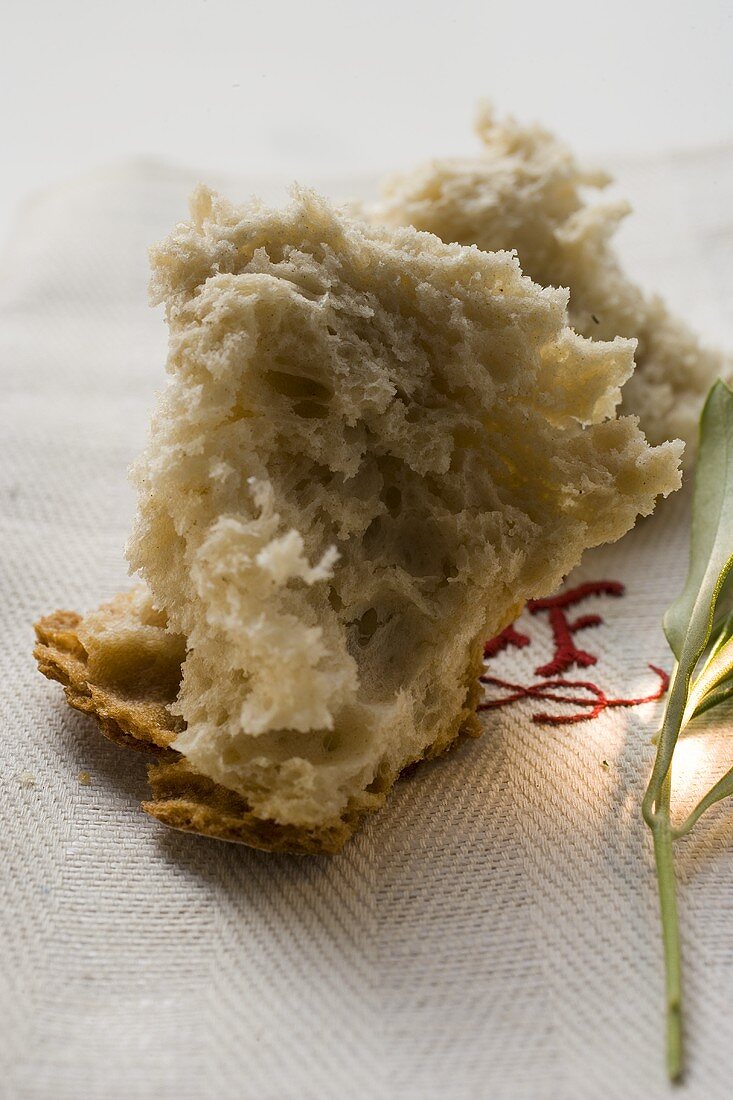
2 148 733 1100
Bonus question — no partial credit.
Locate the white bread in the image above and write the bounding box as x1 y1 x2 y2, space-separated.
373 106 729 453
33 591 478 853
113 185 681 843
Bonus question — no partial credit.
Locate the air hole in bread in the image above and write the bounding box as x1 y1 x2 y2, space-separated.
356 607 379 646
265 369 332 402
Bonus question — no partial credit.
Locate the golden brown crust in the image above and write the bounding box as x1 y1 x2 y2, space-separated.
142 640 487 853
33 598 489 854
34 609 181 757
143 759 380 854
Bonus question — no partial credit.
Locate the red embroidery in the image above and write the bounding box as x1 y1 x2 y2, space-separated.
483 624 530 660
528 581 624 676
479 666 669 725
482 580 668 726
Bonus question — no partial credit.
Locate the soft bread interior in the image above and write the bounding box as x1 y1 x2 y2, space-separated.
125 186 681 831
373 105 728 452
33 589 483 853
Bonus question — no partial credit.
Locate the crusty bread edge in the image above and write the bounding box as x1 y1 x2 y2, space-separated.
33 605 491 855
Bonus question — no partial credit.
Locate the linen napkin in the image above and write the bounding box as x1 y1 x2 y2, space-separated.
2 146 733 1099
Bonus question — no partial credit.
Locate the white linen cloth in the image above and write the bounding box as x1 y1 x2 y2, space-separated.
2 147 733 1100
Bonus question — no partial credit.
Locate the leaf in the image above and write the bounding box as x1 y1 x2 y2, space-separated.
644 382 733 821
643 380 733 1080
675 762 733 839
664 381 733 661
685 634 733 723
711 584 733 641
681 608 733 722
690 676 733 721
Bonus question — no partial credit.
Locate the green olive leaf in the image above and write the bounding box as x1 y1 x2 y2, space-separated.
663 381 733 660
644 381 733 824
685 634 733 723
642 380 733 1081
711 582 733 640
674 762 733 839
690 675 733 721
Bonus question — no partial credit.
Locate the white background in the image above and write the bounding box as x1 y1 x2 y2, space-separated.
2 0 732 243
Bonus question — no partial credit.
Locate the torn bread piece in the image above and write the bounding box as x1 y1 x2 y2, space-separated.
36 187 682 852
373 106 729 453
33 589 395 853
34 589 184 758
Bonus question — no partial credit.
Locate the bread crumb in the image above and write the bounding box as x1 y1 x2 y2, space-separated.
18 772 36 788
78 770 92 786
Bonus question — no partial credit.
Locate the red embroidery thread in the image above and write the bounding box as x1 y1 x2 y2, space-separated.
479 666 669 725
481 580 668 726
528 581 625 676
483 624 531 660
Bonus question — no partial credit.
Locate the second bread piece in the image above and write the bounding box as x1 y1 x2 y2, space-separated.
125 186 681 842
373 107 728 453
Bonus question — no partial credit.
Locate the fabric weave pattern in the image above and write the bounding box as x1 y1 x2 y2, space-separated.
2 149 733 1099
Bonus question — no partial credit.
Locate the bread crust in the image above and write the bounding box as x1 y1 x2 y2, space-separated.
34 600 487 854
33 609 181 756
